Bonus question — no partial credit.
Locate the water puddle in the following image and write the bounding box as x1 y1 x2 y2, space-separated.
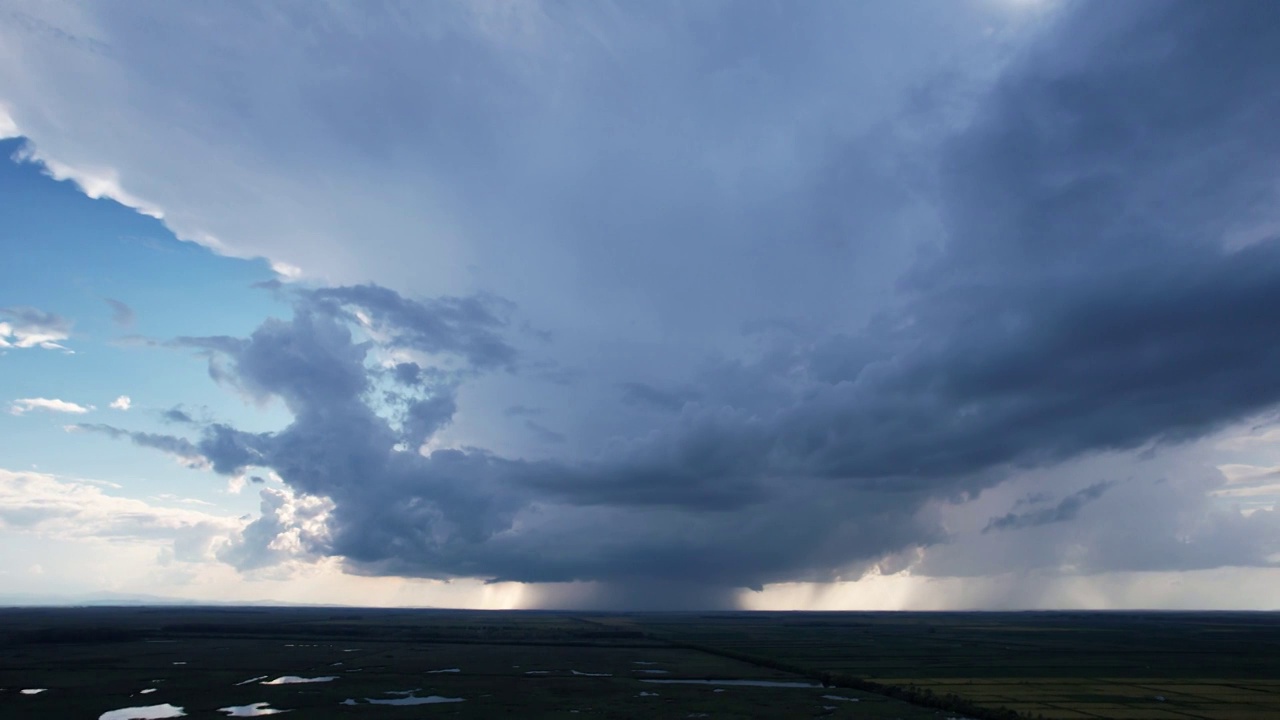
570 670 612 677
234 676 269 686
139 689 157 695
425 668 460 674
638 691 660 697
633 661 660 665
98 704 186 720
523 670 550 675
342 695 465 706
171 662 187 666
218 702 290 716
640 679 822 688
261 676 337 685
635 669 669 674
20 689 47 695
822 695 859 702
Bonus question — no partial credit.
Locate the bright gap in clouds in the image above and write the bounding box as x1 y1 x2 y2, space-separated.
0 1 1278 609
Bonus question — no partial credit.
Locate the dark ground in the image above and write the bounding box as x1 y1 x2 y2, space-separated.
1 608 1277 719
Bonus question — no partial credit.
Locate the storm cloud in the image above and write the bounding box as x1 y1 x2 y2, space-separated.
73 423 207 469
984 482 1116 534
67 1 1280 602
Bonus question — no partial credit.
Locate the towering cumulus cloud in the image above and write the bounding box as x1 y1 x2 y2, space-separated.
55 1 1280 606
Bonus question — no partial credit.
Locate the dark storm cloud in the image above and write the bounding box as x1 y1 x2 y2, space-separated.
504 404 542 418
916 470 1280 579
402 393 458 447
73 423 205 468
523 420 565 445
984 481 1116 533
1014 491 1053 509
310 284 517 372
619 382 699 412
391 362 421 385
768 0 1280 484
84 2 1280 595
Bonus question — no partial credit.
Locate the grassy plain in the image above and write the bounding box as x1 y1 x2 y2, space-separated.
0 607 934 719
621 611 1280 719
1 608 1277 719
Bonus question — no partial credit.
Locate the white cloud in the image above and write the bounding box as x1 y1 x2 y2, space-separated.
0 307 72 352
109 395 131 411
1216 426 1280 451
0 468 238 556
269 260 303 280
1218 463 1280 484
217 486 335 574
13 143 164 219
1211 463 1280 505
0 104 17 138
9 397 92 415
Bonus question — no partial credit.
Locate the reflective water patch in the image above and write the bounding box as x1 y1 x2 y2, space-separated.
218 702 289 716
640 679 822 688
343 695 465 706
261 676 337 685
98 704 187 720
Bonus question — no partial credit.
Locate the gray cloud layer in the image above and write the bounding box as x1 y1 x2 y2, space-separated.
984 481 1116 534
69 1 1280 598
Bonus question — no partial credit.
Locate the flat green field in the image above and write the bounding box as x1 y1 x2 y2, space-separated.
1 608 1277 719
621 611 1280 719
